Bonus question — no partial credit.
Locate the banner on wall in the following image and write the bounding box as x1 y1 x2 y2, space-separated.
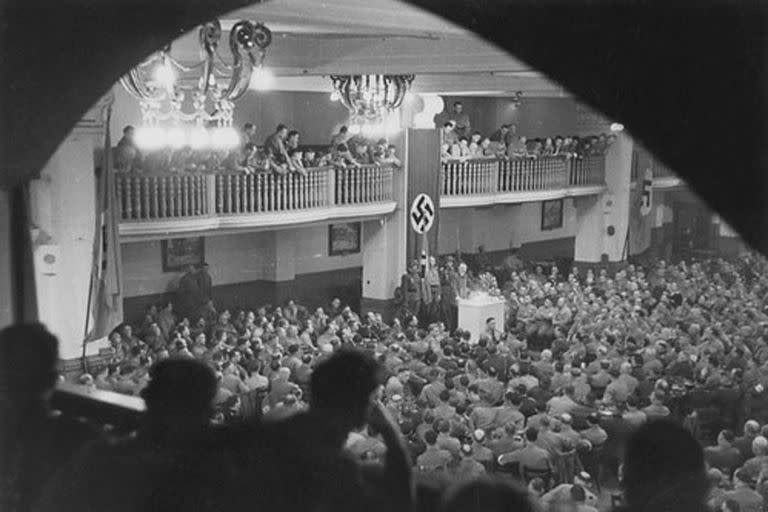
406 129 441 265
629 169 653 255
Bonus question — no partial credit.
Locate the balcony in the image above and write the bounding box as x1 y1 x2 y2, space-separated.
117 165 397 238
439 155 606 208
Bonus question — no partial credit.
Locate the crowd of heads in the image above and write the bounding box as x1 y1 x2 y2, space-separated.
46 248 768 511
114 122 401 176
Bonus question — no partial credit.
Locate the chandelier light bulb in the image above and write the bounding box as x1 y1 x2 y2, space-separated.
348 124 361 135
167 127 186 148
330 91 340 102
224 127 241 148
153 61 176 91
610 122 625 132
135 126 166 151
249 66 274 91
189 126 210 149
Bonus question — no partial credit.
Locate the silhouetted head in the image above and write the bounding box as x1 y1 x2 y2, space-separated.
441 477 537 512
141 358 217 426
309 348 383 429
0 323 59 405
621 420 709 512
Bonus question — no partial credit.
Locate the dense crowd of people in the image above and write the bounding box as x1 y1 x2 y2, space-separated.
436 101 616 162
114 122 402 175
3 249 755 511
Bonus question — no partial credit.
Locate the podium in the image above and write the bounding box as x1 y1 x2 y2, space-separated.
457 294 505 343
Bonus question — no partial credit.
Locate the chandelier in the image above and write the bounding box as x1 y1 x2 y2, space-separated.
120 19 273 150
330 74 414 124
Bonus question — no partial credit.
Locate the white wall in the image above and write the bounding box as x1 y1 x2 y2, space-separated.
121 224 364 298
437 200 579 254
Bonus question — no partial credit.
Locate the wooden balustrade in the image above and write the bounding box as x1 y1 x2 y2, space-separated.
441 158 499 196
335 164 394 206
499 157 570 193
216 167 332 215
116 173 209 221
569 155 606 186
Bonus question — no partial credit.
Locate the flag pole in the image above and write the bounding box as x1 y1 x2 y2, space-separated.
81 106 112 374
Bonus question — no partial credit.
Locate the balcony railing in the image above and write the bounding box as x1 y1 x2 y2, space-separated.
336 165 394 205
442 158 498 195
117 173 209 221
216 168 331 215
116 165 395 224
441 155 606 197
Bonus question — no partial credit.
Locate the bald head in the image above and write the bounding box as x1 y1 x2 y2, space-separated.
753 436 768 456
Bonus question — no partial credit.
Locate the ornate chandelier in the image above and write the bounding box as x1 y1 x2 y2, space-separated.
120 19 273 150
330 74 414 124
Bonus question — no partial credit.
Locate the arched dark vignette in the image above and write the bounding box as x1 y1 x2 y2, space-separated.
1 0 767 253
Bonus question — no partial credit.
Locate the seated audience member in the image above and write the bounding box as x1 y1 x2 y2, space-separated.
738 435 768 482
617 420 709 512
440 477 538 512
542 137 555 157
457 137 471 158
288 148 308 175
333 143 361 168
710 469 764 512
542 472 598 510
527 138 543 158
382 144 402 167
489 124 510 144
734 420 761 464
1 325 100 512
506 135 528 159
285 130 299 152
416 429 452 472
468 131 483 156
498 427 551 471
353 142 372 165
37 359 225 512
705 429 743 475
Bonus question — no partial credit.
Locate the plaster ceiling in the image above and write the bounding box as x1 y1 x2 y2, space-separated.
160 0 566 96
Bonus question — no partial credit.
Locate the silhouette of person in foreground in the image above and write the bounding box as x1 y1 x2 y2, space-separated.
228 348 414 512
616 420 710 512
440 477 538 512
0 324 99 512
37 358 232 512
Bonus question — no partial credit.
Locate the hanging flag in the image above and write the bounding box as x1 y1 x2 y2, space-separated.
84 107 123 344
640 167 653 216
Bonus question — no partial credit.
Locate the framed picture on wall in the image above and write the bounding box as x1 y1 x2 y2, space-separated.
541 199 564 231
162 237 205 272
328 223 361 256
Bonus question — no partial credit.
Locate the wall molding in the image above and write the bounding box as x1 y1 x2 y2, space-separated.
119 201 397 240
440 185 606 209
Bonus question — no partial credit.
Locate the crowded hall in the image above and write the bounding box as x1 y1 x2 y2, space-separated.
2 1 768 512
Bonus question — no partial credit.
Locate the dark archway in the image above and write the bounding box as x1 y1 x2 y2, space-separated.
2 0 767 253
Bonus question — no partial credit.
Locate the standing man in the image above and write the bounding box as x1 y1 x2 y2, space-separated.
264 124 293 170
196 261 213 306
452 262 472 301
401 261 423 320
440 256 458 332
423 255 442 324
449 101 471 140
177 264 202 320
